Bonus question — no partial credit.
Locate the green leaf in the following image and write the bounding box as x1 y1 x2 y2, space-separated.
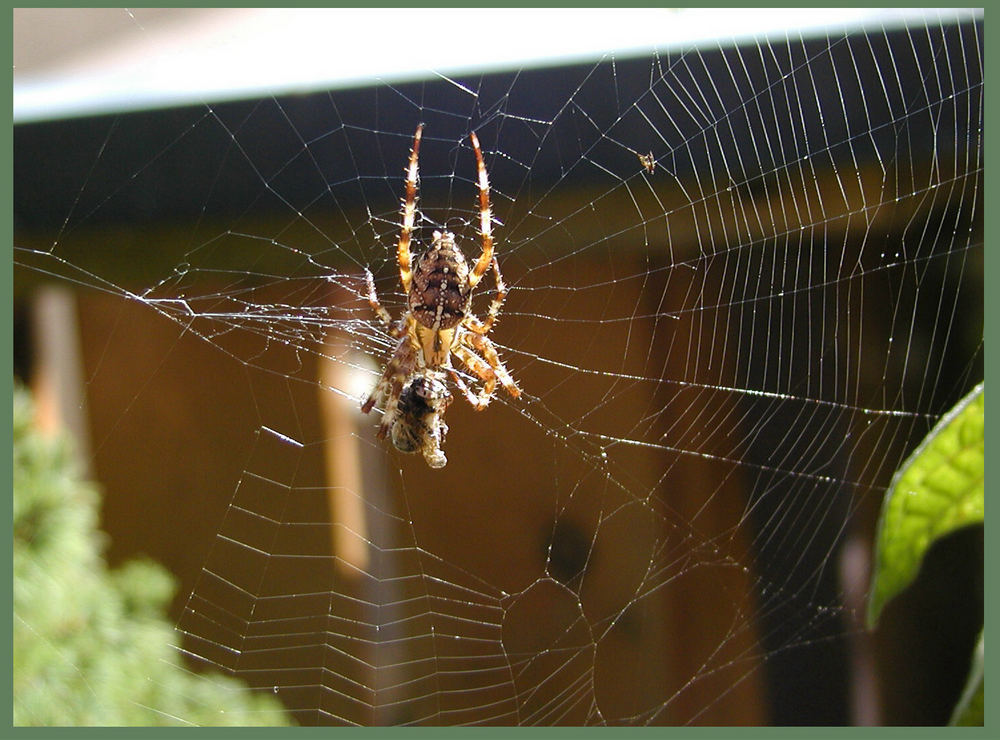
867 382 984 627
949 630 983 726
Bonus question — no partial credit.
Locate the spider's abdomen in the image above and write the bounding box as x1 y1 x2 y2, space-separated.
408 231 471 331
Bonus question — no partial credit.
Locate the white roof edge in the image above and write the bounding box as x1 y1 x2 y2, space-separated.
14 7 983 124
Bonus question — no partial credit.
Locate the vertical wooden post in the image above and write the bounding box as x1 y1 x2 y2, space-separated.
31 285 92 476
316 286 412 724
318 328 372 579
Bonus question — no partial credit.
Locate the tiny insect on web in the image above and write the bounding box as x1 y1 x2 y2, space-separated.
361 124 520 468
638 151 656 174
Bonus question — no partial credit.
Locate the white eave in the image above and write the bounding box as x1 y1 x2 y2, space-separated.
13 7 983 124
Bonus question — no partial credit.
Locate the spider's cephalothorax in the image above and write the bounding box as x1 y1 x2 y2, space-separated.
362 124 520 466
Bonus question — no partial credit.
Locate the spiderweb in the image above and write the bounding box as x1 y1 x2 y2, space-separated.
14 9 983 726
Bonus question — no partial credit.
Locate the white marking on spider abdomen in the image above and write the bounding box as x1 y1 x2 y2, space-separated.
431 303 445 351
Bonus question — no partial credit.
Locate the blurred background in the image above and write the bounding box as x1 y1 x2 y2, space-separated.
14 8 984 726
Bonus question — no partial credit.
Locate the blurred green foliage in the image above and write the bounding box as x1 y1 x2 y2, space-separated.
13 383 292 726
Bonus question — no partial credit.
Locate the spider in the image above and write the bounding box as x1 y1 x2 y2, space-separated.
638 150 656 174
389 373 452 468
362 124 520 463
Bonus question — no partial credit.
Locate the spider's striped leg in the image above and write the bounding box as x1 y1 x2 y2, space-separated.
361 366 390 415
364 268 394 328
450 343 499 410
468 132 494 289
397 124 423 295
361 331 413 424
462 330 520 399
363 366 405 439
448 366 492 411
361 346 398 416
463 257 507 336
363 268 409 415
